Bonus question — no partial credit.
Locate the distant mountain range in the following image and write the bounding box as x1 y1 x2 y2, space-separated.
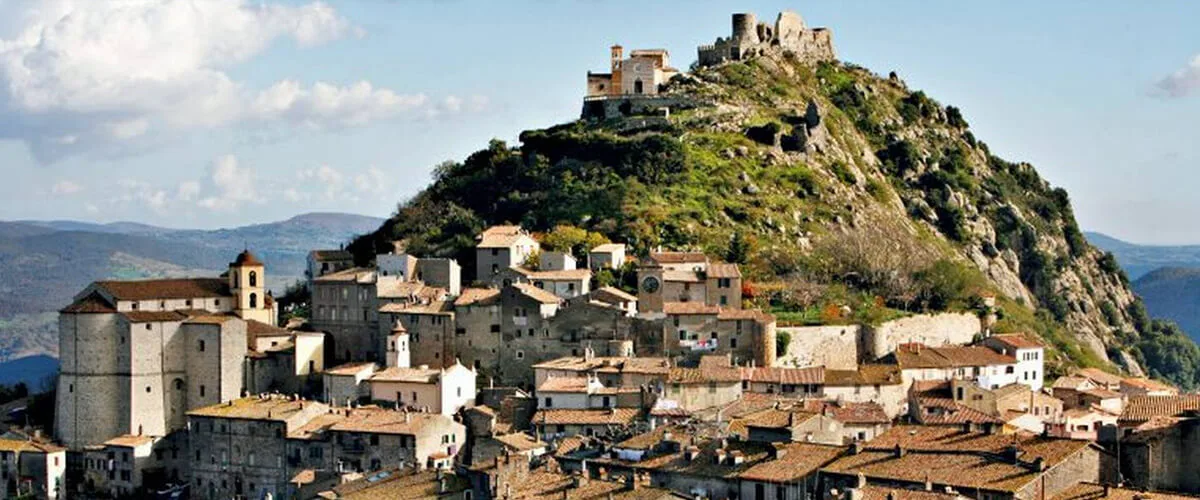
1085 232 1200 280
1088 232 1200 343
0 212 382 385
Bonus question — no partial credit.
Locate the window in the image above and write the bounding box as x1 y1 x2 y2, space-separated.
678 331 687 341
369 435 379 446
490 324 501 333
516 350 525 359
412 392 418 402
730 338 738 348
249 271 257 287
708 382 717 394
131 302 139 310
198 340 206 352
545 397 553 408
145 324 152 330
457 387 462 397
249 293 258 308
146 386 152 393
199 385 206 397
720 296 728 306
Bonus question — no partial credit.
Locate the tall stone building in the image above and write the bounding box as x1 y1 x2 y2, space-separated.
55 251 278 449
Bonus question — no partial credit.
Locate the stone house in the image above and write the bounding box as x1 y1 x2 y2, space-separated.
532 353 670 390
657 303 776 367
820 425 1106 500
377 298 455 369
1047 408 1118 441
322 362 378 407
307 249 354 284
475 225 539 280
890 342 1020 391
588 243 626 271
983 332 1047 390
535 375 641 411
311 267 379 362
81 435 158 497
739 408 845 446
740 366 823 398
57 250 273 449
1052 376 1123 413
636 257 742 313
1073 368 1124 392
797 400 892 443
587 286 638 316
0 439 65 499
377 252 463 296
187 396 331 500
1120 377 1179 397
538 251 577 272
951 379 1063 427
1118 412 1200 493
497 266 592 299
314 467 472 499
366 361 476 416
532 408 640 441
735 442 845 500
326 408 466 472
822 365 906 418
659 364 742 412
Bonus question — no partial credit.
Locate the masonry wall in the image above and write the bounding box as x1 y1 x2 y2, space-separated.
774 325 859 369
56 312 127 448
189 416 291 500
311 280 378 362
861 312 981 361
664 382 741 412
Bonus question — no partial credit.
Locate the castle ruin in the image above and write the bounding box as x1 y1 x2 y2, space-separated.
697 11 835 67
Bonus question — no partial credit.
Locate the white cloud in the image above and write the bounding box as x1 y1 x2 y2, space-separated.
0 0 457 161
51 180 83 195
354 166 389 195
198 154 259 210
1154 54 1200 98
177 181 202 202
115 179 168 213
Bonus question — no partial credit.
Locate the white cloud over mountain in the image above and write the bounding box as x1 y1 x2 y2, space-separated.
0 0 470 161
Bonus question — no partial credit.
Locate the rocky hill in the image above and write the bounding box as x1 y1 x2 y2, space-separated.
351 50 1197 387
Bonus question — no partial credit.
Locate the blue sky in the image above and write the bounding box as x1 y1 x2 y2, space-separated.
0 1 1197 244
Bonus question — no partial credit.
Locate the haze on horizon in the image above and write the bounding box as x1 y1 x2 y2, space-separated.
0 0 1196 244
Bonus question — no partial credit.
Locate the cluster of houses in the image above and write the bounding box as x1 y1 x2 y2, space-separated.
11 221 1189 499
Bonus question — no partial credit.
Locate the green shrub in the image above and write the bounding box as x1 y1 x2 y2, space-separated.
776 330 792 357
829 161 857 185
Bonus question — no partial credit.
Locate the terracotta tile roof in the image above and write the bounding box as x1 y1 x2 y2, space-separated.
287 412 347 440
184 313 238 325
662 269 703 283
667 366 742 384
328 407 453 435
333 468 471 499
378 298 453 315
313 267 375 283
988 332 1044 349
246 319 289 337
611 439 772 480
478 225 533 248
103 435 156 448
1052 376 1094 391
187 395 323 421
309 249 353 261
0 438 61 453
707 262 742 278
865 425 1089 466
801 400 890 424
232 250 263 266
741 366 824 385
736 442 844 483
324 362 378 376
893 343 1015 369
122 310 188 322
524 268 592 281
823 450 1042 494
1052 482 1200 500
1080 388 1122 400
376 280 444 300
369 366 440 384
495 470 675 500
533 408 639 426
1121 395 1200 423
909 380 952 397
454 287 501 307
741 408 818 429
514 282 562 304
614 425 687 450
716 309 774 322
95 277 230 301
591 286 636 303
914 397 1004 425
824 364 903 386
493 432 546 452
661 302 720 315
856 485 966 500
1122 377 1178 393
649 252 708 265
590 243 625 253
537 377 593 393
61 292 117 313
1074 368 1124 386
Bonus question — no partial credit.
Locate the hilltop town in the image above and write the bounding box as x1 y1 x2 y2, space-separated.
2 9 1198 500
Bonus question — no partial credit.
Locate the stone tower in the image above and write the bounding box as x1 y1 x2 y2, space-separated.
610 44 624 95
229 250 272 325
636 264 665 313
386 323 411 368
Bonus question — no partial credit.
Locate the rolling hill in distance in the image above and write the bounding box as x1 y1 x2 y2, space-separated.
1087 232 1200 345
0 212 382 385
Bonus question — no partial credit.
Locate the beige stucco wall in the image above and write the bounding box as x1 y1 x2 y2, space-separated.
775 325 860 370
863 312 981 360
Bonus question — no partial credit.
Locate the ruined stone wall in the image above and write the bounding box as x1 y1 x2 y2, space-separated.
774 325 859 369
861 313 981 361
696 12 835 68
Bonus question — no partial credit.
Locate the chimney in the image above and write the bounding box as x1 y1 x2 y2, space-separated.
1003 445 1020 464
770 443 788 460
924 472 932 491
684 446 700 461
597 467 608 481
1033 457 1046 472
851 441 863 455
729 450 745 465
893 444 905 458
714 449 727 464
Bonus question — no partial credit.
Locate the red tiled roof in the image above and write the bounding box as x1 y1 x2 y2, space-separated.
988 332 1044 349
1052 482 1200 500
824 365 903 386
893 344 1015 369
1121 395 1200 423
95 278 230 301
246 319 289 337
478 225 533 248
737 442 844 483
1074 368 1123 386
454 287 501 307
662 302 719 315
667 366 741 384
536 377 592 393
231 250 263 266
741 366 824 385
801 400 890 424
513 283 561 304
707 262 742 278
533 408 639 426
122 311 188 322
649 252 707 265
914 397 1004 425
61 292 116 313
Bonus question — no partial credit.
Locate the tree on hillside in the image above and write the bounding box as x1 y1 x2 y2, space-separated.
542 224 610 258
727 232 752 265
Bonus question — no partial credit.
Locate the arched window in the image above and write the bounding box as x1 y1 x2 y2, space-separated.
249 293 258 308
249 271 257 287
